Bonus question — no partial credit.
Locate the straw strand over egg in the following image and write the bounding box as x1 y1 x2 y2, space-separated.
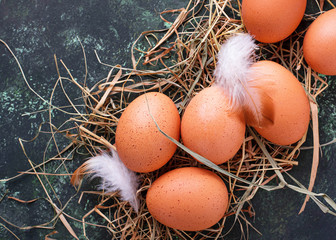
214 34 274 128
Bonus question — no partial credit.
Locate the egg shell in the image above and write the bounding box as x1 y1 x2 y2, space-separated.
303 8 336 75
181 86 246 165
242 0 306 43
115 92 180 173
252 61 310 145
146 167 229 231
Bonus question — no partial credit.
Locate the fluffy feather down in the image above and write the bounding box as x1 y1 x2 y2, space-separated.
71 149 140 212
214 33 257 107
214 33 274 127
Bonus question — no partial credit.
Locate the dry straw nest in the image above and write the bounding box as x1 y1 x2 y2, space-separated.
2 0 336 239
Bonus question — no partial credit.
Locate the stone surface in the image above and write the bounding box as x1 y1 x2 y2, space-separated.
0 0 335 239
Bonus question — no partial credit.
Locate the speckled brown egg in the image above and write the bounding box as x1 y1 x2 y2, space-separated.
181 86 246 165
303 8 336 75
146 167 229 231
251 61 310 145
242 0 307 43
115 92 180 173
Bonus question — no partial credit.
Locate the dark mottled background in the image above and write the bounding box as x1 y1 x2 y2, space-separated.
0 0 335 239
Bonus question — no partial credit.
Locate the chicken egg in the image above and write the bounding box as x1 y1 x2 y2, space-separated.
181 86 246 165
251 61 310 145
242 0 307 43
303 8 336 75
115 92 180 173
146 167 229 231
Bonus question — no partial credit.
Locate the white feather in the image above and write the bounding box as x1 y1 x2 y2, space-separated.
214 33 257 108
86 149 140 212
213 33 275 127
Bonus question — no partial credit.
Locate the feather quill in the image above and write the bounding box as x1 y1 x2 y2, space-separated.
70 149 140 212
214 33 274 128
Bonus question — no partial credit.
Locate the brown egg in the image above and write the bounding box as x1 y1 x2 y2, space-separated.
181 86 246 165
115 92 180 173
242 0 306 43
146 167 228 231
303 8 336 75
252 61 310 145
